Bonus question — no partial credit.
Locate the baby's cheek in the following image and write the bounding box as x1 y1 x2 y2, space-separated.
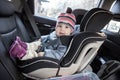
56 33 60 37
71 29 73 33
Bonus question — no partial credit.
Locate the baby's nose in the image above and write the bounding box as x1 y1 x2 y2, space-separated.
61 27 65 31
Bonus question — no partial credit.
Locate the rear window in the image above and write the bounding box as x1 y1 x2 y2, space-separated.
34 0 100 19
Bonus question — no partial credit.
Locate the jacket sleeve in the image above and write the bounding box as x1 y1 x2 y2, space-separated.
44 45 67 60
41 35 49 42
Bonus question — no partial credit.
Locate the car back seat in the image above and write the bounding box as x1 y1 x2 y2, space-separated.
0 0 31 80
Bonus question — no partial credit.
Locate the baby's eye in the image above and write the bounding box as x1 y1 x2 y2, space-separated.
57 25 62 27
65 26 69 28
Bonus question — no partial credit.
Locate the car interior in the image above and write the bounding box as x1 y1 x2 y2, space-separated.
0 0 120 80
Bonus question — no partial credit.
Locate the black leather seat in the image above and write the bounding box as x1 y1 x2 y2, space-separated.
0 0 31 80
0 0 113 79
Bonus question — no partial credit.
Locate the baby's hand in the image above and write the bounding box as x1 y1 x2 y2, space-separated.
27 38 41 51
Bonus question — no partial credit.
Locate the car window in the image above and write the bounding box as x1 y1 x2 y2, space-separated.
7 0 12 1
103 20 120 33
34 0 100 19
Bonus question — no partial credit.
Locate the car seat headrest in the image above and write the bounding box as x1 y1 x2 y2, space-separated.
0 0 15 17
72 9 87 24
80 8 113 32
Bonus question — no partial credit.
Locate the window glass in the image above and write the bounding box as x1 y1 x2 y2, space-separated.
105 20 120 33
8 0 12 1
34 0 100 19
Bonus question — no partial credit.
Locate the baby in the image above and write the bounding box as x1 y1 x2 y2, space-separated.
9 7 76 60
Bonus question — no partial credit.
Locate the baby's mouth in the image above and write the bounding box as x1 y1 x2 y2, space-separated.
59 32 64 35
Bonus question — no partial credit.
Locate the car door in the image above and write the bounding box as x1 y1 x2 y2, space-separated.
98 0 120 61
100 18 120 60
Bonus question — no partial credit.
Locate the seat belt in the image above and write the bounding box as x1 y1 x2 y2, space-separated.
21 0 41 39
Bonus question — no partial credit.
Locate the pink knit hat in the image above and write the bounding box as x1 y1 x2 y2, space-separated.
57 7 76 30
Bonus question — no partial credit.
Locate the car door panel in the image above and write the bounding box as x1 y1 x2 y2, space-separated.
34 16 56 35
100 21 120 60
